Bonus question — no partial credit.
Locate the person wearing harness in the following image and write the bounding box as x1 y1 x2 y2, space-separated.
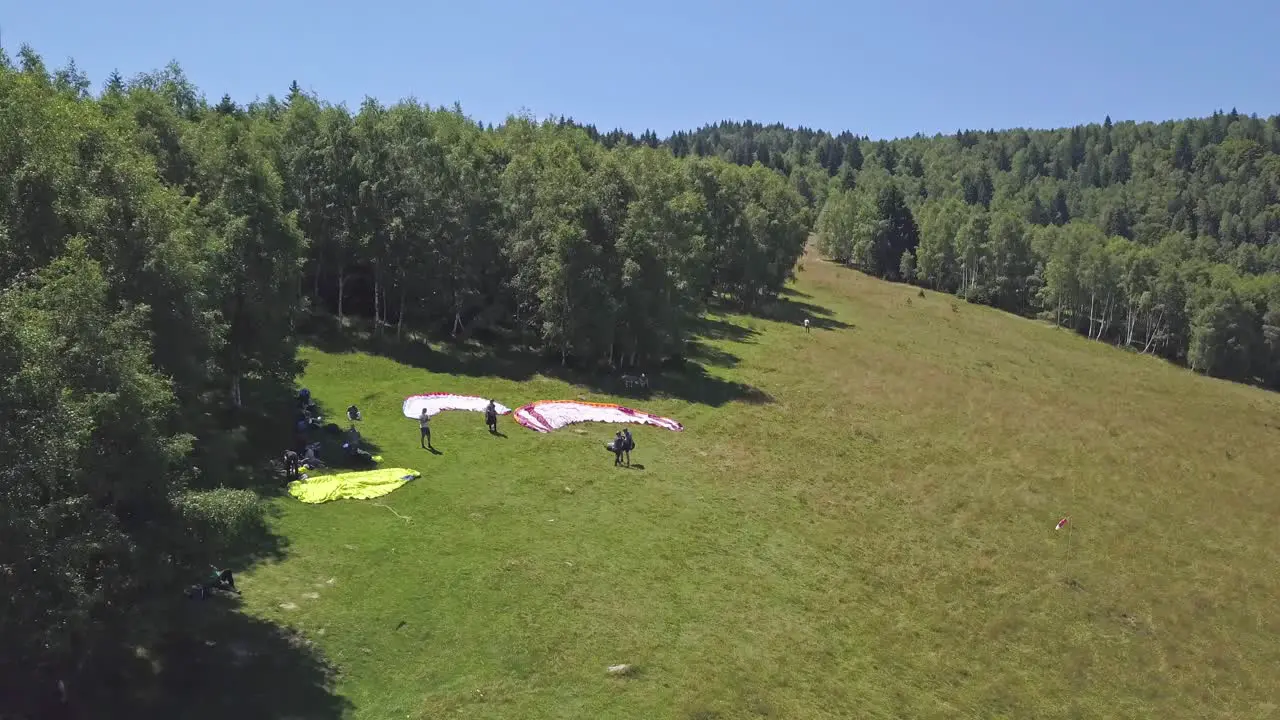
610 431 625 466
622 428 634 467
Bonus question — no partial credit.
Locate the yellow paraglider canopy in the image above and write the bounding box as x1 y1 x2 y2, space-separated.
287 467 421 504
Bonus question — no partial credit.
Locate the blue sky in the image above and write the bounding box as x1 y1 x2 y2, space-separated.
8 0 1279 139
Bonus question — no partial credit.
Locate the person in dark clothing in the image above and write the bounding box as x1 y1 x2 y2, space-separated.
211 567 238 593
283 449 301 482
344 427 363 455
610 431 625 467
186 567 240 600
303 443 326 468
419 409 433 450
622 428 634 467
484 400 498 434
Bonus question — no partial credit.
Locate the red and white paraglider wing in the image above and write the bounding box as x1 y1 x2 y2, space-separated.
512 400 684 433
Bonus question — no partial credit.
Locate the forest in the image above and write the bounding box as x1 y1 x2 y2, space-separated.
3 40 1279 716
655 117 1280 387
0 47 808 716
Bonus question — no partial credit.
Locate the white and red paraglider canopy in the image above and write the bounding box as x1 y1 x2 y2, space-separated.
512 400 683 433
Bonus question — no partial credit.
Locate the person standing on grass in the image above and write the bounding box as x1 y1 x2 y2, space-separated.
803 317 810 332
485 400 498 434
283 449 301 482
611 431 625 467
622 428 634 467
419 408 433 450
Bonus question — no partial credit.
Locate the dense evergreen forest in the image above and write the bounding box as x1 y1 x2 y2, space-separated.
621 116 1280 387
3 39 1279 715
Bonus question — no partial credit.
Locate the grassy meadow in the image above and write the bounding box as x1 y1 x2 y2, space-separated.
229 254 1280 719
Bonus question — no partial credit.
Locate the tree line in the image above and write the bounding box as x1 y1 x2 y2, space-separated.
0 46 808 716
559 115 1280 388
747 114 1280 388
279 93 807 366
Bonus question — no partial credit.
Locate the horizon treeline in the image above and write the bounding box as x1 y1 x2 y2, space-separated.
621 116 1280 388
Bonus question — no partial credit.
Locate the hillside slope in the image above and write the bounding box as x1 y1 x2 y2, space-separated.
239 253 1280 719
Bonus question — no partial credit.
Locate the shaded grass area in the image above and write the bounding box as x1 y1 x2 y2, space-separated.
71 515 347 720
145 603 351 720
238 252 1280 719
299 311 773 408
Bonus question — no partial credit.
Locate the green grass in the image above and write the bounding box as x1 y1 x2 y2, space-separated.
235 256 1280 719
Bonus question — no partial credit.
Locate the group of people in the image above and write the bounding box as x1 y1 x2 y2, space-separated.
282 444 326 482
608 428 636 467
281 394 375 483
418 399 501 449
292 393 642 473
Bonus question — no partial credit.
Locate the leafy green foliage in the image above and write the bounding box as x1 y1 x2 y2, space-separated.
686 113 1280 387
0 54 293 715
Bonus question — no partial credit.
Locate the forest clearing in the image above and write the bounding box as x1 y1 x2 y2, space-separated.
225 254 1280 719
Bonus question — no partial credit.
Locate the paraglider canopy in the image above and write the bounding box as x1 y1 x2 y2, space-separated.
512 400 683 433
402 393 512 419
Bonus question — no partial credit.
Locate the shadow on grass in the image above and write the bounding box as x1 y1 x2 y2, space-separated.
692 315 760 344
738 290 853 332
144 600 351 720
35 600 350 720
781 286 814 300
46 493 350 717
686 340 741 369
37 391 358 718
302 314 773 408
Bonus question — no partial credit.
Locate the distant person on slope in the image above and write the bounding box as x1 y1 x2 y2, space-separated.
622 428 634 467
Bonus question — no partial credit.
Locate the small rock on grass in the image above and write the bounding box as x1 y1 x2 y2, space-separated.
279 602 299 611
607 664 636 676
